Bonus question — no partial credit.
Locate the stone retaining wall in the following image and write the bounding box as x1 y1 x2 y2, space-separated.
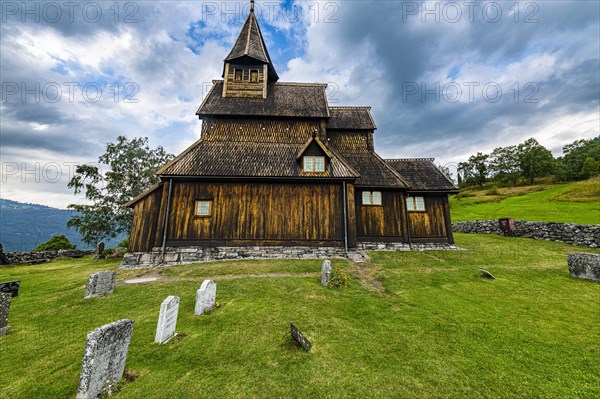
452 220 599 248
5 249 94 265
121 242 464 269
567 253 600 282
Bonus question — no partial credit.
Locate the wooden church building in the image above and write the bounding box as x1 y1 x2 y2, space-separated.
125 2 458 259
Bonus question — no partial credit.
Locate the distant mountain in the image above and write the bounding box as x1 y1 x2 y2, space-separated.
0 198 126 252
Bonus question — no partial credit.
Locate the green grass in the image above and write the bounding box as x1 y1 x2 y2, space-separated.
451 178 600 224
1 235 599 398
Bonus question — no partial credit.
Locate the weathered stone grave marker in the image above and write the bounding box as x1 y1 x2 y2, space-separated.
195 280 216 315
0 280 20 297
76 319 134 399
567 253 600 282
479 269 496 280
321 260 332 287
0 293 11 336
84 271 116 299
155 296 180 344
290 323 312 352
94 242 105 259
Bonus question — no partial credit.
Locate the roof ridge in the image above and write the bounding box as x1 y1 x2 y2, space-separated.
386 158 436 162
329 106 372 110
275 82 328 87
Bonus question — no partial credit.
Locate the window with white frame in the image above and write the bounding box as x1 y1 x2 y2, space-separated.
195 200 212 216
406 196 425 211
362 191 382 205
303 156 325 172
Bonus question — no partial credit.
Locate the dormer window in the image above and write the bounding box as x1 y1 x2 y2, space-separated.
303 156 325 173
234 69 243 81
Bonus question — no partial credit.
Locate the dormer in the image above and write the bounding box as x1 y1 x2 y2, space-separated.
222 1 279 99
297 132 333 175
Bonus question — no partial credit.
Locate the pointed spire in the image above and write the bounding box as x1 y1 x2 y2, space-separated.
223 1 279 81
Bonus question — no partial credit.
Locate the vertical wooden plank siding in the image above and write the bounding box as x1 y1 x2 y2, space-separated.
165 181 346 244
408 195 449 241
129 187 163 252
355 190 405 240
345 183 357 248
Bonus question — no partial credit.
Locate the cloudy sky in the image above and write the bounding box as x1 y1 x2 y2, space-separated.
1 0 598 208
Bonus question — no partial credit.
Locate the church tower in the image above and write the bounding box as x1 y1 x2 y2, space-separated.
222 0 279 99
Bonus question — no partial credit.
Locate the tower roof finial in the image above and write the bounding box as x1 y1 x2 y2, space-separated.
250 0 254 12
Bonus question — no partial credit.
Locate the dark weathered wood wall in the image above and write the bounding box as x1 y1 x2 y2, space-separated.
408 195 450 242
156 181 348 247
355 191 407 241
129 184 164 252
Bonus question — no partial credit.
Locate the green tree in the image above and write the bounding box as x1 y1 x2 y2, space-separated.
458 152 489 187
489 145 520 185
581 156 600 178
557 137 600 180
34 234 76 251
67 136 173 245
517 138 554 185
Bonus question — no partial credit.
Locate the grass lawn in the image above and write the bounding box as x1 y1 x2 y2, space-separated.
1 234 599 398
450 178 600 224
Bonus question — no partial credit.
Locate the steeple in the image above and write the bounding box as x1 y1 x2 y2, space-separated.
221 1 278 98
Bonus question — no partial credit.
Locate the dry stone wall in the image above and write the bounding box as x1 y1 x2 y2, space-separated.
5 250 94 265
452 220 599 248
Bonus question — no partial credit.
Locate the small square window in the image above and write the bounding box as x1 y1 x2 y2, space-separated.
195 200 211 216
407 196 425 211
303 156 325 173
250 69 259 82
362 191 382 206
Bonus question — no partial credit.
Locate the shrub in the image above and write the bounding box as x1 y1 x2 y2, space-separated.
486 186 501 196
328 265 350 289
34 235 76 252
118 237 129 249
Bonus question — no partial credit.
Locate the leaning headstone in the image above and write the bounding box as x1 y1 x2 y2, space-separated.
155 296 180 344
194 280 216 315
290 323 312 352
0 293 11 336
94 242 105 259
479 269 496 280
76 319 134 399
321 260 332 287
84 271 116 298
0 280 20 297
567 253 600 283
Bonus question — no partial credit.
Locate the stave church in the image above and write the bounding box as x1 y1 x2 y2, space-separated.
124 1 458 265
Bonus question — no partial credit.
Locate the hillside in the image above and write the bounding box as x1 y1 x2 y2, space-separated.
450 177 600 224
0 198 125 251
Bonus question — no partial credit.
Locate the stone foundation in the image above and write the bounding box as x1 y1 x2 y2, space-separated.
567 253 600 282
120 242 464 269
452 220 599 248
5 249 94 265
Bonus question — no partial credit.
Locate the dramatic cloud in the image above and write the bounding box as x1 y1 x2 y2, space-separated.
1 0 598 208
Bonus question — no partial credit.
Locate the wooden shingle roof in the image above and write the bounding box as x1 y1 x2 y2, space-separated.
327 107 377 130
224 6 278 81
386 159 458 191
197 81 330 118
327 131 408 188
157 139 358 179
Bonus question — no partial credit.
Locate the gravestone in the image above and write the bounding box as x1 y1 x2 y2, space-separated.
94 242 105 259
321 260 332 286
0 280 20 297
479 269 496 280
0 293 11 336
290 323 312 352
194 280 216 315
567 253 600 282
84 271 116 299
155 296 180 344
76 319 134 399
